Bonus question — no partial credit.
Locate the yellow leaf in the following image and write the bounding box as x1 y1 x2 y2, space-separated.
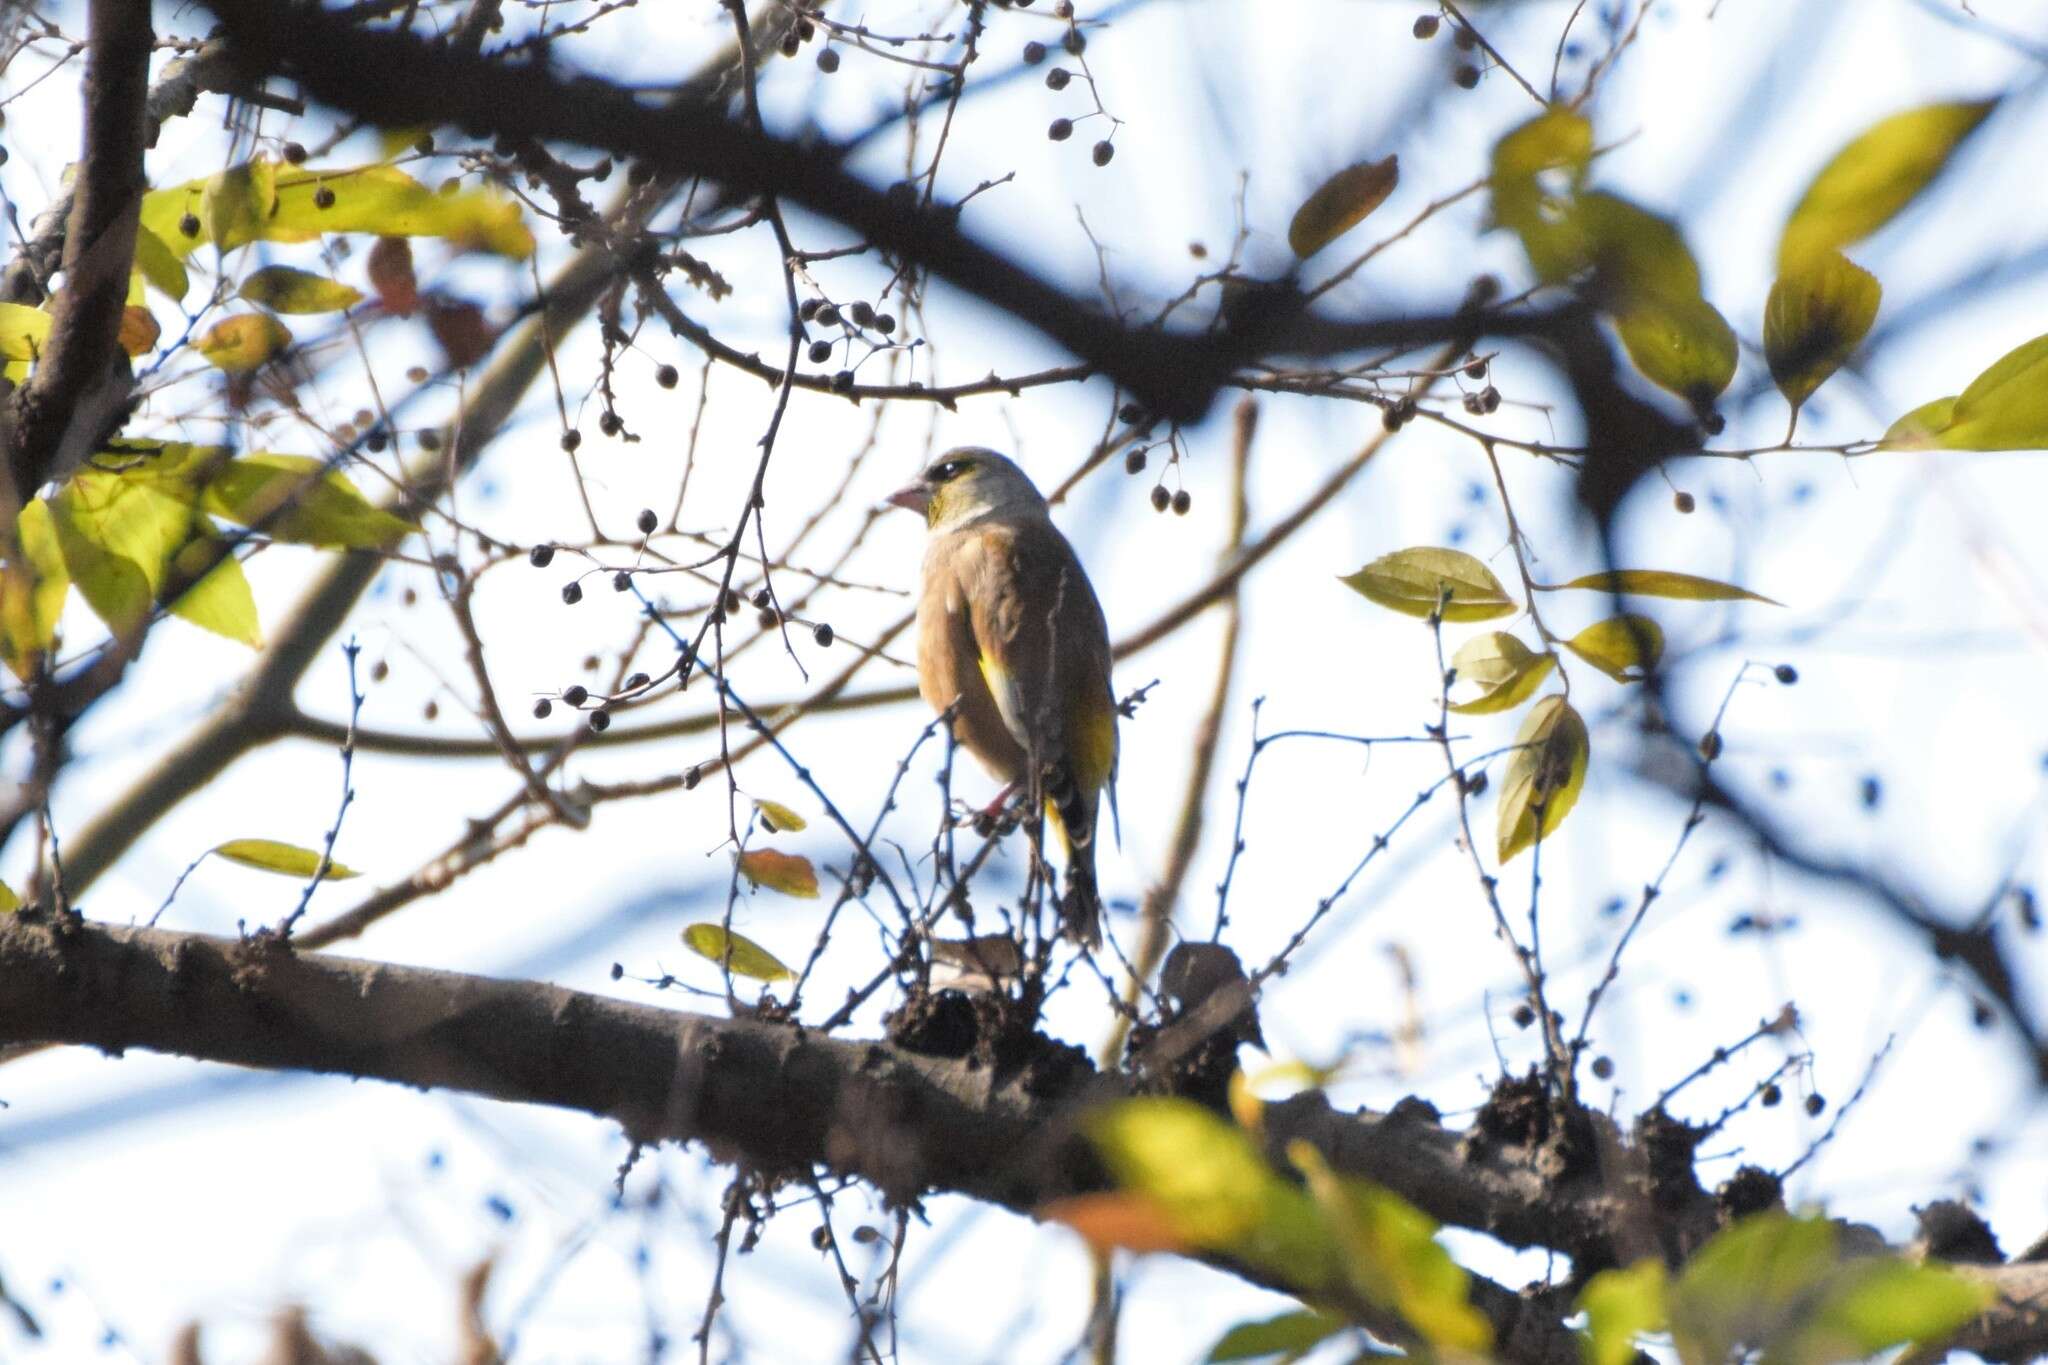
1288 155 1399 259
0 301 52 361
203 455 418 549
48 470 197 635
117 305 160 358
167 531 262 648
214 838 359 879
680 922 797 980
1581 1261 1669 1365
1779 99 1997 271
1879 396 1956 450
1765 251 1881 415
736 847 819 899
238 265 365 315
1615 292 1738 408
1340 547 1517 622
752 798 808 833
1489 108 1593 193
0 499 69 681
196 313 292 373
1447 632 1556 714
1563 614 1664 682
0 880 17 912
1547 568 1780 606
1496 696 1589 862
1909 332 2048 452
133 225 188 300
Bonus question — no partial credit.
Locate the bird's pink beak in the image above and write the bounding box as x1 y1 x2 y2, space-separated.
886 481 930 513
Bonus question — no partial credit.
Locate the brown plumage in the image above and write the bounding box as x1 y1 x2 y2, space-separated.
890 448 1118 944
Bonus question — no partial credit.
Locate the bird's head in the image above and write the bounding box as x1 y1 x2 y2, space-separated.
887 447 1048 532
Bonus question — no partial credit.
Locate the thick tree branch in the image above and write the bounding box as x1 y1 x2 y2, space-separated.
3 912 2042 1362
5 0 152 505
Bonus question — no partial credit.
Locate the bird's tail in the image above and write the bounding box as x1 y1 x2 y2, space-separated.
1043 762 1103 947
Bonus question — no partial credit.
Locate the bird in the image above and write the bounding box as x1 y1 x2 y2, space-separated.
888 447 1118 945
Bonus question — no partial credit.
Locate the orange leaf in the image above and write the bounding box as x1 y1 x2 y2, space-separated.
737 847 819 899
423 294 493 368
1040 1192 1187 1255
117 306 160 358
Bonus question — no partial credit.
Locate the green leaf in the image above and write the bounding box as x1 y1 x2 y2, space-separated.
681 923 797 981
1340 548 1517 622
204 455 418 549
238 265 365 315
1580 1260 1668 1365
166 528 262 648
132 225 189 300
0 499 70 681
736 847 819 899
1205 1308 1346 1362
1447 632 1556 714
1879 396 1957 450
1546 568 1781 606
1920 332 2048 451
1088 1098 1339 1292
752 798 808 833
1490 108 1593 197
1495 695 1588 862
0 301 52 361
1615 293 1738 407
1779 99 1997 271
1765 250 1881 416
1288 155 1399 259
1563 614 1664 682
1288 1143 1492 1353
1794 1258 1992 1362
0 880 17 912
196 313 292 372
213 838 359 879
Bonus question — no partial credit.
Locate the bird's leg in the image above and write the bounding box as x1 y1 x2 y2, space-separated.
954 781 1023 836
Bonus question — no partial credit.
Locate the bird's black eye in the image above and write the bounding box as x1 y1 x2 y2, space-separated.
930 458 971 483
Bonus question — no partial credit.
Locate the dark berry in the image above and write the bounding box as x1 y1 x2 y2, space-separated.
1591 1056 1614 1079
685 765 702 791
808 340 833 364
589 709 611 732
799 298 821 321
563 685 589 706
283 141 308 164
752 588 772 610
1048 118 1074 141
561 582 583 605
1149 485 1170 512
656 364 679 389
1762 1084 1782 1106
1774 664 1799 685
813 622 834 647
1804 1093 1825 1116
1413 14 1439 38
637 508 658 535
832 370 854 392
1464 358 1487 379
1512 1004 1535 1029
848 301 874 327
533 698 552 719
313 185 337 209
1092 140 1115 166
1022 41 1046 64
1453 24 1478 50
1699 731 1723 762
1124 450 1146 475
413 134 434 155
1675 491 1696 514
424 700 439 721
875 314 897 335
178 212 201 239
600 412 622 437
816 304 840 326
529 544 555 568
1045 68 1071 90
560 429 582 452
419 430 442 451
1063 28 1086 54
370 660 389 682
780 31 801 57
1453 63 1480 89
816 47 840 73
626 672 650 690
1171 489 1191 516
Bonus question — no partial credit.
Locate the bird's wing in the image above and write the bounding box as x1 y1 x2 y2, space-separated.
962 518 1118 804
